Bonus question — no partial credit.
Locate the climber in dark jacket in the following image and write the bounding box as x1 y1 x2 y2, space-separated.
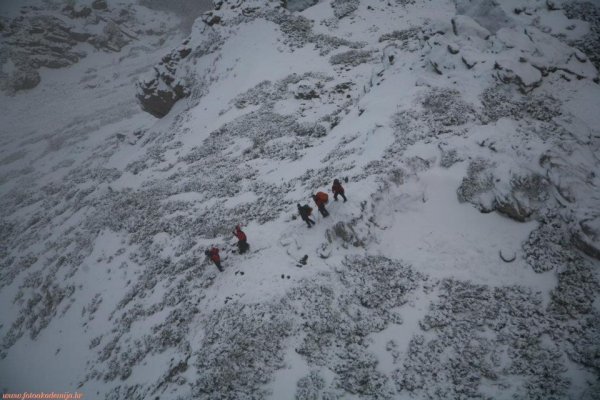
205 247 223 271
233 225 249 254
297 203 315 228
332 179 347 202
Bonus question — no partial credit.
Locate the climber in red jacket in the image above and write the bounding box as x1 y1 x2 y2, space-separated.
312 192 330 217
233 225 249 254
332 178 347 202
205 247 223 272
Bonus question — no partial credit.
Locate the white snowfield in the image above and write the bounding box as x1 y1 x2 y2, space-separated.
0 0 599 399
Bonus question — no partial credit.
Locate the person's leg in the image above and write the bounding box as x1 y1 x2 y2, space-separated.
214 260 223 272
334 192 339 201
341 192 347 202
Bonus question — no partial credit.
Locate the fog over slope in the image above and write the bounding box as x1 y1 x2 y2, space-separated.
1 0 599 399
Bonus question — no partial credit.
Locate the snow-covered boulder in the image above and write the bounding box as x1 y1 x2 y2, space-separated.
457 159 550 222
454 0 513 34
452 14 491 40
494 58 542 93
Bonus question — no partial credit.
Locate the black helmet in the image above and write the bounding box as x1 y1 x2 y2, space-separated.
334 178 340 184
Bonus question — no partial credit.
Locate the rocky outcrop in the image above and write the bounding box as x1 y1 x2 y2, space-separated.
136 42 194 118
572 217 600 260
0 4 138 93
457 159 550 222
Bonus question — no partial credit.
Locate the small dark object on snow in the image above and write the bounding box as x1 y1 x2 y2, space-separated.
281 274 285 279
499 250 517 263
299 255 308 265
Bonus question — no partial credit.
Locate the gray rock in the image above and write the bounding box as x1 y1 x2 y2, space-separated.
331 0 359 19
572 217 600 260
8 68 41 92
91 0 108 10
136 43 195 118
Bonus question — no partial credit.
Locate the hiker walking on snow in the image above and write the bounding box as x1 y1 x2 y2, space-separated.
297 203 315 228
332 179 347 202
205 247 223 272
312 192 330 218
233 225 249 254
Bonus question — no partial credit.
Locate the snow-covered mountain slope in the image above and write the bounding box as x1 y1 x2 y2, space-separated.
1 0 599 399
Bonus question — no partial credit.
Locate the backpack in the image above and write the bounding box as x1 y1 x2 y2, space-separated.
315 192 328 204
301 205 312 216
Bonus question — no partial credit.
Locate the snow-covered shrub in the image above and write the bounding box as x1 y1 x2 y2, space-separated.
481 85 523 122
524 93 561 122
420 88 477 128
286 257 423 396
548 260 598 319
192 302 293 399
295 370 327 400
339 256 423 313
396 279 570 399
311 33 365 56
522 213 578 273
329 49 374 66
268 12 313 48
438 146 463 168
456 158 495 207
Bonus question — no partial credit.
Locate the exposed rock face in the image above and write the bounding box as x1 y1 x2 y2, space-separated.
564 1 600 71
0 5 138 93
572 217 600 260
136 43 195 118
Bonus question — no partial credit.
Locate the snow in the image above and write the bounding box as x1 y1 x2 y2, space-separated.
375 164 554 293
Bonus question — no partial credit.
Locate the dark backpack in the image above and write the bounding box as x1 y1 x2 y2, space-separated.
300 205 312 217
